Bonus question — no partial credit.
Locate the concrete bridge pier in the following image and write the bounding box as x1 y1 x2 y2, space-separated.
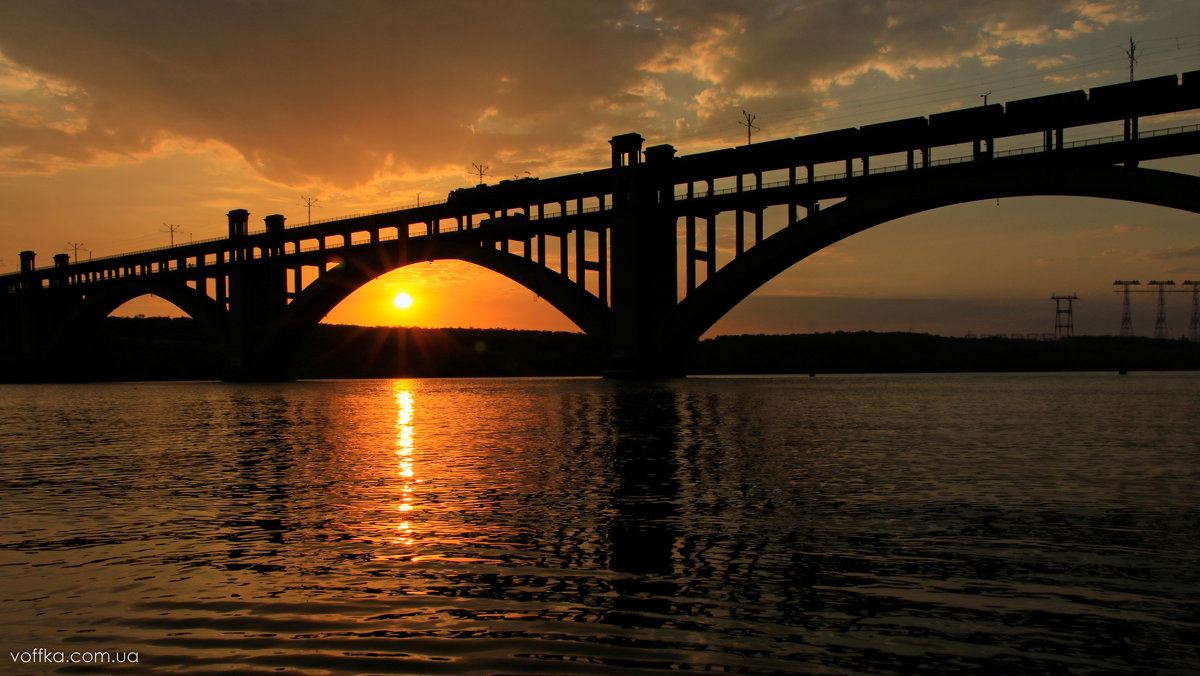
605 134 682 378
0 251 86 381
223 210 292 380
0 251 43 379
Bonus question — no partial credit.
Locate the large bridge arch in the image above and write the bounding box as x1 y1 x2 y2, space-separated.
253 239 612 373
44 279 228 364
668 164 1200 350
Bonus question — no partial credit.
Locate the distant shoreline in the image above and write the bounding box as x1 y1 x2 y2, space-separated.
6 317 1199 382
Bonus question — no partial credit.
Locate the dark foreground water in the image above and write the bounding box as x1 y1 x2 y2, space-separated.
1 373 1198 674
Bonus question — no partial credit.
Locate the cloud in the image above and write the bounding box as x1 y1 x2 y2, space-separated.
1143 244 1200 260
0 0 1148 189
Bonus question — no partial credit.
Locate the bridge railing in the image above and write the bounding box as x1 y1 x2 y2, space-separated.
674 122 1200 200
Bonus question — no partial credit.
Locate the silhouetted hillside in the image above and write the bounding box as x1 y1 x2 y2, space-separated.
295 324 602 378
688 332 1200 374
33 317 1200 381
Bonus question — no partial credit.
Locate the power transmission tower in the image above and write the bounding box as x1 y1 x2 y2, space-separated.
1147 280 1175 339
739 110 760 145
161 223 181 247
299 195 320 225
1113 280 1140 336
470 162 490 186
1125 36 1137 81
1183 280 1199 342
65 241 85 262
1052 293 1078 339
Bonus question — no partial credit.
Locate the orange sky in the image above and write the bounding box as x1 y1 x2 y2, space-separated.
1 1 1199 337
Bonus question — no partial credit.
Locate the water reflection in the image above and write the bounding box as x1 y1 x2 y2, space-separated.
605 385 683 629
1 375 1198 674
392 384 416 547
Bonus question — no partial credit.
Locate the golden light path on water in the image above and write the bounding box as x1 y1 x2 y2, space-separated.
1 375 1198 674
394 384 416 547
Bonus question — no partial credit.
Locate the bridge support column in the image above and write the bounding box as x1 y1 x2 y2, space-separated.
224 209 291 380
1 251 41 379
606 135 681 378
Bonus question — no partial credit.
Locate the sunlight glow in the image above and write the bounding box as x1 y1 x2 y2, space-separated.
392 292 414 311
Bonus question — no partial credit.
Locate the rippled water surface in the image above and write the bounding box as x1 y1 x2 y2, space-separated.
2 373 1198 674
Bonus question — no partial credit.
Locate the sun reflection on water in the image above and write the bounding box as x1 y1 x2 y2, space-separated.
393 383 417 547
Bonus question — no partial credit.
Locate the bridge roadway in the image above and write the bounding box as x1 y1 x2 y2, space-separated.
3 72 1200 380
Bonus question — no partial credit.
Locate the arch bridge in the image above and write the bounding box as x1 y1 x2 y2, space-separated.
4 73 1200 380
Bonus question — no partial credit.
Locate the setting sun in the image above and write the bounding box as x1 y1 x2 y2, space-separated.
392 292 414 311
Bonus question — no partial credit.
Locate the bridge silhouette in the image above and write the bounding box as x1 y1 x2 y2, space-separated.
4 73 1200 380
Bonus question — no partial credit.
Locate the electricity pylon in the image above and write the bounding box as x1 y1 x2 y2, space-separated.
1113 280 1140 336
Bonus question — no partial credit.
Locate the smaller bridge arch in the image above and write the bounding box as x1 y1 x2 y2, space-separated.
248 238 612 378
40 279 228 376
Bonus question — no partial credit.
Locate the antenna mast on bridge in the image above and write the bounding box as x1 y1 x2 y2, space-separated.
161 223 181 248
739 110 759 145
1125 36 1138 82
65 242 85 263
1051 293 1079 339
470 163 490 186
299 195 320 225
1113 280 1140 336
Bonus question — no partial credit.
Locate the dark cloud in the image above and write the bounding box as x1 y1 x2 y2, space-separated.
0 0 1143 187
0 1 664 184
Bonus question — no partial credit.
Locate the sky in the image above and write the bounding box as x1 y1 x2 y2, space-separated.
1 0 1199 338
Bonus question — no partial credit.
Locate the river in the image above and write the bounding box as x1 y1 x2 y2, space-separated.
2 373 1198 674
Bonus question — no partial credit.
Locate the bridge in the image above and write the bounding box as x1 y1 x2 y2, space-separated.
4 72 1200 380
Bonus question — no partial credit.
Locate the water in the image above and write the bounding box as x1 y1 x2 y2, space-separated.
1 373 1198 674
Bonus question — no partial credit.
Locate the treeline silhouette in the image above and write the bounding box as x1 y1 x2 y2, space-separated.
46 316 1200 381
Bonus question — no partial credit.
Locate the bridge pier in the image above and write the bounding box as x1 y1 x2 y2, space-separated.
0 251 93 381
0 251 42 379
224 210 293 380
605 135 683 378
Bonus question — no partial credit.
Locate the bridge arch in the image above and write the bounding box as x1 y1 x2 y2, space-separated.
668 164 1200 349
254 239 611 371
44 279 228 364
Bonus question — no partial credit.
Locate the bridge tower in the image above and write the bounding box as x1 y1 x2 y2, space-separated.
13 251 39 375
225 209 291 380
1052 293 1078 339
1147 280 1175 339
606 133 680 377
1113 280 1140 336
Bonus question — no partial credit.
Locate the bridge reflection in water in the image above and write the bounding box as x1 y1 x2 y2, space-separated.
3 72 1200 380
4 376 1197 672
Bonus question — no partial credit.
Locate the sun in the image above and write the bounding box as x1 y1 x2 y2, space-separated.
392 292 414 311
